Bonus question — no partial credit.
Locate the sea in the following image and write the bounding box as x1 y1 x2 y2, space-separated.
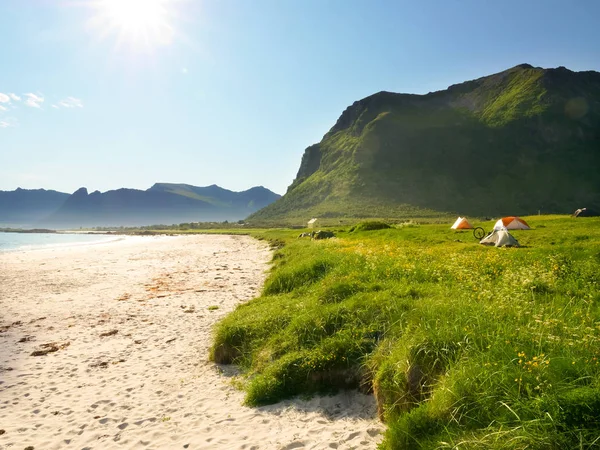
0 231 121 252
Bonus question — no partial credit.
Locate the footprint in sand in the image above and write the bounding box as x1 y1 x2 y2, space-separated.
31 342 70 356
282 441 307 449
99 329 118 337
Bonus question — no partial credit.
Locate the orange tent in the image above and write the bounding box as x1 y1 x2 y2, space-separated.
493 216 530 230
451 217 473 230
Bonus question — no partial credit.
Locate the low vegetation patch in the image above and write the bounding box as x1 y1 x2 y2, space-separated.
350 220 392 232
211 216 600 448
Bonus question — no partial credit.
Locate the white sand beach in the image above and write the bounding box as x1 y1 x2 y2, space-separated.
0 234 382 449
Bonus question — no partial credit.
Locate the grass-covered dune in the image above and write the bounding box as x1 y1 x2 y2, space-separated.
211 216 600 448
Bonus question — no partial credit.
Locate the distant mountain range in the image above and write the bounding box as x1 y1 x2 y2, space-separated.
250 64 600 221
0 188 70 227
0 183 280 228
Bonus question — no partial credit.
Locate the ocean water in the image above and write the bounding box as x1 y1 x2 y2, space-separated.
0 231 120 252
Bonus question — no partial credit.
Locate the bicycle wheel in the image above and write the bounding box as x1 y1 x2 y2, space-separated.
473 227 486 239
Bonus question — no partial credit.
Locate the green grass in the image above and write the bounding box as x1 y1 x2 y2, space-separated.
210 215 600 448
479 67 547 126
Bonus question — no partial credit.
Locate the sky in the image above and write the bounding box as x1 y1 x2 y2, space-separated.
1 0 599 195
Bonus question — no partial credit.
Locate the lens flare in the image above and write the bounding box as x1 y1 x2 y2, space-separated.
88 0 176 50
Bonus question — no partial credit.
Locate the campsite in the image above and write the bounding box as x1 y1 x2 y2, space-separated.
211 214 600 448
450 215 528 247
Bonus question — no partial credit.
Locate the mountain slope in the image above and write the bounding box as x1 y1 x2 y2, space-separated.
38 184 280 228
250 64 600 221
0 188 69 227
149 183 280 210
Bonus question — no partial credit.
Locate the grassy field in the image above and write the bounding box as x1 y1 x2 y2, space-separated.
210 215 600 449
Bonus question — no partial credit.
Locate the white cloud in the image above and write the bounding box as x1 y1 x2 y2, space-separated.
0 118 17 128
24 93 44 108
54 97 83 109
0 92 84 128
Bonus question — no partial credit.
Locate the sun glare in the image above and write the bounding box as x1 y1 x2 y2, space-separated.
89 0 176 49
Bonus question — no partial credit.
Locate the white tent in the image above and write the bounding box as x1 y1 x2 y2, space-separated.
307 218 318 228
451 217 473 230
480 229 520 247
493 216 531 231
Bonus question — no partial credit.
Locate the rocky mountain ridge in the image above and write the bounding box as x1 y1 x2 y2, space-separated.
1 183 280 228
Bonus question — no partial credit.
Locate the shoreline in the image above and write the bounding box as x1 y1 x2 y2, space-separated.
0 230 132 254
0 234 382 449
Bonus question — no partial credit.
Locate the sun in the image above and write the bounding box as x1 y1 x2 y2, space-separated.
102 0 165 33
88 0 176 49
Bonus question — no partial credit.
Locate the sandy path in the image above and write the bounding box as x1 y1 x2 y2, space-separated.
0 235 382 449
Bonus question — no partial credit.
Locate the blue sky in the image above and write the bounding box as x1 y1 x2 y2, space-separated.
1 0 599 195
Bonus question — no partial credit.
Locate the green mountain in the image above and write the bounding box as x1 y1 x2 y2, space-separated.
250 64 600 222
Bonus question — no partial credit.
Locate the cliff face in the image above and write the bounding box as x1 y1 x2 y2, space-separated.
287 144 322 193
250 64 600 221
